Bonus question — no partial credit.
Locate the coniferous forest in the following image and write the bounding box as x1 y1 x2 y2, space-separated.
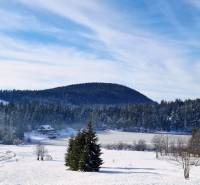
0 98 200 141
0 83 200 143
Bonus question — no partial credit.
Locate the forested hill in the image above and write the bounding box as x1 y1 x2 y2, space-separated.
0 83 154 105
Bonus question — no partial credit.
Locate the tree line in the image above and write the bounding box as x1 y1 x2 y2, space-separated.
1 98 200 143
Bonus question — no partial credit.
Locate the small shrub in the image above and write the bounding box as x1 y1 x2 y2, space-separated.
45 154 53 161
135 139 147 151
13 138 23 145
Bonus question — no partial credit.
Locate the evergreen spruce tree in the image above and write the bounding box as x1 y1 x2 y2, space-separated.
65 122 103 172
79 122 103 172
65 131 86 171
70 132 82 171
65 137 74 167
79 144 90 171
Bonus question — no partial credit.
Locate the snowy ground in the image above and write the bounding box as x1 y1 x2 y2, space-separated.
27 130 190 146
97 130 190 145
0 144 200 185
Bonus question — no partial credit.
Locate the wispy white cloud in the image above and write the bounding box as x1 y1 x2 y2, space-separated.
0 8 61 35
0 0 200 101
0 34 122 89
187 0 200 8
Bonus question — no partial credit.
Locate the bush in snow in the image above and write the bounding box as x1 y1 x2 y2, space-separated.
13 138 23 145
103 140 153 151
103 143 135 150
135 139 147 151
45 154 53 161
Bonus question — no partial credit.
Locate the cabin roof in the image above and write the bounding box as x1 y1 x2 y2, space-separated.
38 125 54 130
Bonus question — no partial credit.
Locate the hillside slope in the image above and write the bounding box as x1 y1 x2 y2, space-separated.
0 83 154 105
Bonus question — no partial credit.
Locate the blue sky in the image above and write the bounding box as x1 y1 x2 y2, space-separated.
0 0 200 101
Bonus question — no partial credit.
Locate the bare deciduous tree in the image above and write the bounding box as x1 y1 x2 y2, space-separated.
151 135 164 159
154 133 200 180
36 144 47 161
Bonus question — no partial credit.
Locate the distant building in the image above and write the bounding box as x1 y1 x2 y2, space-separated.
37 125 54 132
37 125 57 138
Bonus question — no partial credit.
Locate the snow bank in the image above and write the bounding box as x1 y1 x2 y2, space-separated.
0 145 200 185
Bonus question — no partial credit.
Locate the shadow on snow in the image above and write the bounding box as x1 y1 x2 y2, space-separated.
100 166 160 175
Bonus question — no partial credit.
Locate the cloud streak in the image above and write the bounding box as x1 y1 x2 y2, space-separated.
0 0 200 101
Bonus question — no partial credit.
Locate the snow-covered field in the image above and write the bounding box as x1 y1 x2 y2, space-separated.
29 130 190 146
0 144 200 185
97 130 190 145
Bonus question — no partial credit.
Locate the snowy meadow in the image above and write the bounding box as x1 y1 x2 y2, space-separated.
1 131 199 185
0 145 200 185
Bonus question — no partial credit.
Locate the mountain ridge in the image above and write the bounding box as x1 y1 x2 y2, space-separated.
0 82 154 105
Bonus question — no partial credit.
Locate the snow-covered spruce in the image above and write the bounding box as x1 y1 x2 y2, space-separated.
65 122 103 172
